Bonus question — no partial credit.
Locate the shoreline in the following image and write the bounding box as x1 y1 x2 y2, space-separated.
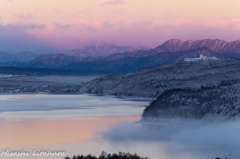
0 92 153 102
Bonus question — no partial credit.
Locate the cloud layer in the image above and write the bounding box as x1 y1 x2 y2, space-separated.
0 0 240 53
0 24 60 54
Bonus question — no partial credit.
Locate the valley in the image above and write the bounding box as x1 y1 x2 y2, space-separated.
1 39 240 120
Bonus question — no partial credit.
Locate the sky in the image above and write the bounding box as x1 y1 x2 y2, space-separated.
0 0 240 54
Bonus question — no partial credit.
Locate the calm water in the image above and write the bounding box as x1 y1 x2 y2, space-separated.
0 94 239 159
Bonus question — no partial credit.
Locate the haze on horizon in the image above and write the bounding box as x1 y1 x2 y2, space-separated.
0 0 240 54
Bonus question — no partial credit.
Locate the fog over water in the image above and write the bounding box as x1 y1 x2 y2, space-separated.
0 94 239 159
102 117 240 159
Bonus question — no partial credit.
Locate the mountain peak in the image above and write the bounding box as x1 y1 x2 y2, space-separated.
157 39 184 52
155 39 240 54
164 39 183 44
95 40 108 46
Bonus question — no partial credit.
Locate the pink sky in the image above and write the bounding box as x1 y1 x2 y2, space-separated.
0 0 240 53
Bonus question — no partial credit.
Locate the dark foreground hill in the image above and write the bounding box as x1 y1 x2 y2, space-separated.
142 82 240 120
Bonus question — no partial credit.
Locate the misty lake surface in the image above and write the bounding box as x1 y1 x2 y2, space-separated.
0 94 239 159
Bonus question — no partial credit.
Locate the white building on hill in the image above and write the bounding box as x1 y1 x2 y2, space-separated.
184 55 218 62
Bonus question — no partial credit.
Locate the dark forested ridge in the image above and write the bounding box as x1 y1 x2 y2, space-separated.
142 81 240 120
63 151 227 159
64 151 149 159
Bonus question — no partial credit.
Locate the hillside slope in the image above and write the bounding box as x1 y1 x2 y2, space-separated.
142 82 240 120
80 57 240 97
63 48 240 73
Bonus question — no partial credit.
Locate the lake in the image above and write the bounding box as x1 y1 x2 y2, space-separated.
0 94 239 159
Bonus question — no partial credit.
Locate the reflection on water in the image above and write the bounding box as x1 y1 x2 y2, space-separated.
0 115 141 147
0 94 239 159
0 95 151 159
0 94 147 114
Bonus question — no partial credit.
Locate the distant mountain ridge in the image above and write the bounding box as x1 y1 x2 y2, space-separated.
0 51 38 63
0 42 147 63
63 47 240 73
14 51 39 62
64 42 148 57
154 39 240 54
1 39 240 73
0 54 104 68
2 47 239 73
99 39 240 61
0 52 14 63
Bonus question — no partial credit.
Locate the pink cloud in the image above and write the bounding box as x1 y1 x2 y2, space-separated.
23 18 240 50
6 0 13 3
54 8 84 17
10 13 34 24
9 9 38 24
2 17 240 53
0 23 57 54
99 0 127 7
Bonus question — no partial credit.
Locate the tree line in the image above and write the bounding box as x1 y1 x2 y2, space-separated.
64 151 149 159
